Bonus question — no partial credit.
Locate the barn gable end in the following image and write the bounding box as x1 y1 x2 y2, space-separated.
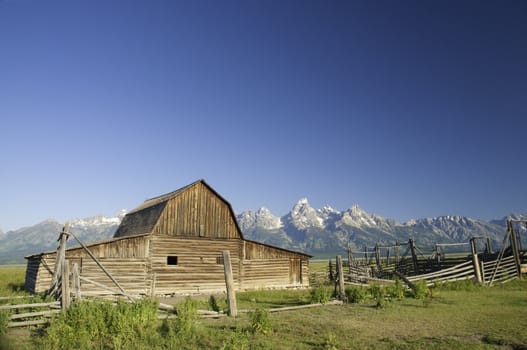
114 180 242 240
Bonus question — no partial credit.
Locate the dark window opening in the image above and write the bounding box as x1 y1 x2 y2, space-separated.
216 256 224 265
167 256 178 265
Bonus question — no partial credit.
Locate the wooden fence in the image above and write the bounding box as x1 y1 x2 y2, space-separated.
339 221 527 288
0 301 61 328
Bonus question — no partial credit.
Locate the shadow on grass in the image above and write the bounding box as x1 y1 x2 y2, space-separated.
7 282 25 294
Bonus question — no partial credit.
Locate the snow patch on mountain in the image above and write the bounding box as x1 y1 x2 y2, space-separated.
69 210 127 228
284 198 324 230
237 207 282 231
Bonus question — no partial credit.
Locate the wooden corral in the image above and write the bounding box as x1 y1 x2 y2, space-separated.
25 180 311 297
340 220 527 288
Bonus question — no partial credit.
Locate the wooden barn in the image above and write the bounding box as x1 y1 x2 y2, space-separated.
25 179 311 296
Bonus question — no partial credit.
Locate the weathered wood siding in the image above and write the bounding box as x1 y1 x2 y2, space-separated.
149 236 241 294
25 255 56 294
25 235 150 295
65 235 149 259
152 182 241 239
79 258 148 296
241 241 310 289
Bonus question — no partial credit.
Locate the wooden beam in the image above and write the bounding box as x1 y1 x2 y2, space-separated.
222 250 237 317
470 237 483 284
336 255 347 302
61 260 70 310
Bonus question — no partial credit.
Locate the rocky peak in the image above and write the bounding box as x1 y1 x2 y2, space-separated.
285 198 323 230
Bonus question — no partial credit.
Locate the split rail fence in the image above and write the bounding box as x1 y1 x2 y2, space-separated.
331 219 527 290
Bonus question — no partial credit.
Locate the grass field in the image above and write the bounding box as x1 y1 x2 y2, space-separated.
1 264 527 349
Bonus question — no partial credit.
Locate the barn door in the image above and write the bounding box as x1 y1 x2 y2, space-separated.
289 258 302 285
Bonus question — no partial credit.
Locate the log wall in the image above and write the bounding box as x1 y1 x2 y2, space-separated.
149 236 242 294
79 258 148 296
26 234 310 296
25 255 56 294
242 240 310 289
65 235 149 259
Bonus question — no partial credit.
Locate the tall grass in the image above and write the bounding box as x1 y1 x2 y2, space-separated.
0 266 27 297
2 265 527 349
40 299 161 350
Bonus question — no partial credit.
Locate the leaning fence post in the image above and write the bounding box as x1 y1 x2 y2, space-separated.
470 238 483 285
222 250 237 317
336 255 347 302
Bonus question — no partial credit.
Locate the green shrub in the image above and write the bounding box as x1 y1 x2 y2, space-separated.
345 287 368 304
0 309 10 336
386 279 406 300
249 308 272 334
41 299 161 350
209 295 228 313
412 280 430 299
369 284 387 308
310 286 331 304
323 331 339 350
220 328 250 350
162 296 199 344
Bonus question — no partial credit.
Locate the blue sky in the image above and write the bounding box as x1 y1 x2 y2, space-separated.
1 0 526 231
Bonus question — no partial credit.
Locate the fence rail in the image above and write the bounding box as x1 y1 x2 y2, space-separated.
482 255 518 285
1 301 60 328
406 260 474 286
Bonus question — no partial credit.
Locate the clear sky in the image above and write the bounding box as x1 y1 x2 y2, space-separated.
1 0 526 231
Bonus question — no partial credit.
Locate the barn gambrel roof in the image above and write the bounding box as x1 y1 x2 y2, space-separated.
113 179 244 239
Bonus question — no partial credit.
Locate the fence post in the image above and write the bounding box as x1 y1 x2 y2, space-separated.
347 244 353 274
50 224 70 296
374 244 381 272
61 260 70 310
150 272 157 298
508 220 522 279
470 238 483 284
72 262 81 301
480 259 486 285
409 239 419 274
336 255 347 302
485 238 492 254
222 250 237 317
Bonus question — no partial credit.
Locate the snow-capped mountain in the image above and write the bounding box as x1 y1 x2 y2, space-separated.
237 207 282 232
404 216 503 242
1 199 524 263
69 210 126 228
0 213 124 264
283 198 324 230
237 198 522 255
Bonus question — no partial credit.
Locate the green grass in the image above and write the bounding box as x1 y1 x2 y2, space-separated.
0 266 28 297
2 265 527 349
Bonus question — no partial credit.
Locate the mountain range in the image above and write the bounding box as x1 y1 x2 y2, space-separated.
0 200 525 264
